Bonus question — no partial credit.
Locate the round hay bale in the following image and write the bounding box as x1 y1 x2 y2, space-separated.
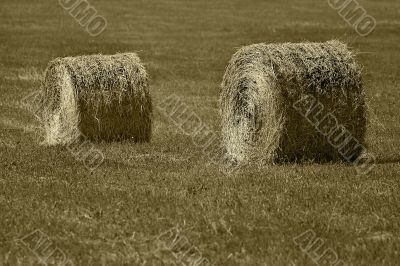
220 40 366 164
41 53 151 145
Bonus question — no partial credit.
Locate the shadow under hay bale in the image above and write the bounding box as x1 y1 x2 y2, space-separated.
41 53 151 145
220 40 366 165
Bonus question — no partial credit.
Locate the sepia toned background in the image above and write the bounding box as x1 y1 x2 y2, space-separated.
0 0 399 265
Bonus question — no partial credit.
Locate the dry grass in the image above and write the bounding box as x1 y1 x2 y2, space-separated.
220 40 366 164
1 0 400 265
41 53 152 145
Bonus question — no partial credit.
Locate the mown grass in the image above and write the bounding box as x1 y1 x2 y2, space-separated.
0 0 399 265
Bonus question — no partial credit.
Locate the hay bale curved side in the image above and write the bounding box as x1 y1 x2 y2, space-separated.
41 53 152 145
220 40 366 164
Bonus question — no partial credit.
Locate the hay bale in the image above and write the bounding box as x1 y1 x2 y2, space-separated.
41 53 151 145
220 40 366 164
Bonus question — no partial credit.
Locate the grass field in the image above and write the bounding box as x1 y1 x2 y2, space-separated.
1 0 400 265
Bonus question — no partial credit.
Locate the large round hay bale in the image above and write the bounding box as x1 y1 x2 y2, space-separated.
220 40 366 164
41 53 151 145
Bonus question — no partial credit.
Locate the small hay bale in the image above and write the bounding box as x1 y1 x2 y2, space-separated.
220 40 366 164
41 53 151 145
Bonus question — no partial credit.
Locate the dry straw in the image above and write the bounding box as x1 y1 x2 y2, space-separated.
40 53 151 145
220 40 366 164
